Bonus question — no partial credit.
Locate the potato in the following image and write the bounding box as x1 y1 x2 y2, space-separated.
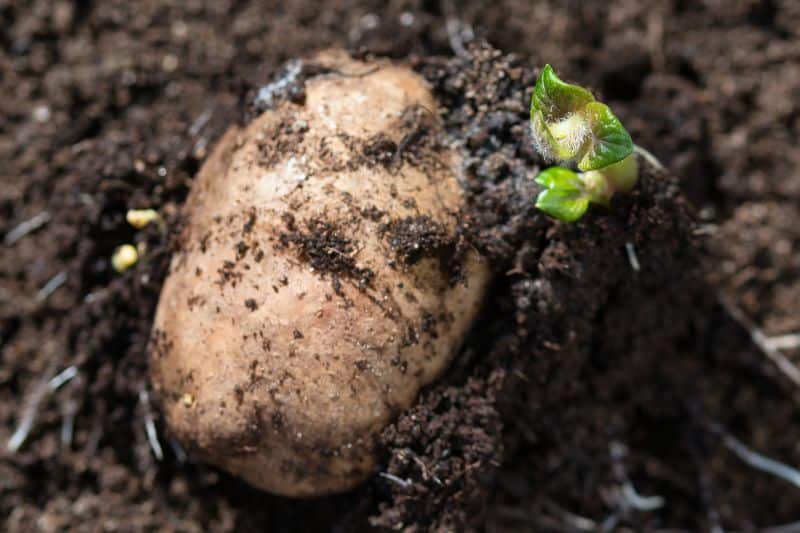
150 50 490 497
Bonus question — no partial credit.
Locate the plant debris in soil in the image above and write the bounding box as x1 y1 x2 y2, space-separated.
3 2 800 532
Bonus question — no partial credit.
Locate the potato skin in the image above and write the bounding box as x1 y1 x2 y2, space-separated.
150 51 489 497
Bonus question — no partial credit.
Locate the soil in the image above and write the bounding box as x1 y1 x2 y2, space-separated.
2 1 800 532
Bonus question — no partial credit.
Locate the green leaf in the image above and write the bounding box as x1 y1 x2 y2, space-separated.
535 188 590 222
531 65 595 119
534 167 591 222
577 102 633 171
534 166 584 191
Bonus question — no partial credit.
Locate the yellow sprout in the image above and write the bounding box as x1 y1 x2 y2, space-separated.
112 244 139 272
126 208 160 229
181 393 195 407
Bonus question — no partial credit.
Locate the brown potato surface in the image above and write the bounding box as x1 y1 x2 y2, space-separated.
150 50 490 497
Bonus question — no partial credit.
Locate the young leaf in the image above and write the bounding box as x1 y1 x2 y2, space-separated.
534 166 584 191
531 65 594 118
577 102 633 171
534 167 590 222
535 188 590 222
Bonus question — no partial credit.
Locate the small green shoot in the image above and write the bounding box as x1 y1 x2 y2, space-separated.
530 65 639 222
533 167 590 223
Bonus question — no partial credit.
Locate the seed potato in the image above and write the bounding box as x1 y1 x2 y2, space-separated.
150 51 490 497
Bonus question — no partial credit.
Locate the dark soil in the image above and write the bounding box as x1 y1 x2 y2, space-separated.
3 1 800 532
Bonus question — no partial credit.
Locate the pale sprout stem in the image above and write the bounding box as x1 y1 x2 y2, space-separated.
139 389 164 461
633 144 666 172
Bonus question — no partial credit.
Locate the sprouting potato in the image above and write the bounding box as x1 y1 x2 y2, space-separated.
150 50 490 497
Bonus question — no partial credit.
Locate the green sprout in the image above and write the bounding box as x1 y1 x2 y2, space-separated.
530 65 638 222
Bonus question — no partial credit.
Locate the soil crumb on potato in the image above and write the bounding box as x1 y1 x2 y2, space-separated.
278 214 375 291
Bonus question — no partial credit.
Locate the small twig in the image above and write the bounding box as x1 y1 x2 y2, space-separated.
379 472 411 488
709 422 800 490
7 363 59 452
718 293 800 389
48 366 78 391
4 211 51 245
36 271 68 301
139 389 164 461
188 108 213 136
609 442 665 513
625 242 641 272
621 482 665 511
46 367 79 449
766 333 800 351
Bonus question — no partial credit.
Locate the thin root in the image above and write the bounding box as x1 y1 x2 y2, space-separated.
625 242 641 272
7 363 59 452
766 333 800 351
379 472 412 488
48 366 77 391
4 211 51 246
718 293 800 390
139 389 164 461
37 271 68 301
710 421 800 490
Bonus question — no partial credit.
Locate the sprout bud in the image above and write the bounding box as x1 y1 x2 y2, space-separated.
126 208 160 229
112 244 139 272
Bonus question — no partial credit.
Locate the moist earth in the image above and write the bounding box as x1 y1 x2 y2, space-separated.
2 1 800 532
